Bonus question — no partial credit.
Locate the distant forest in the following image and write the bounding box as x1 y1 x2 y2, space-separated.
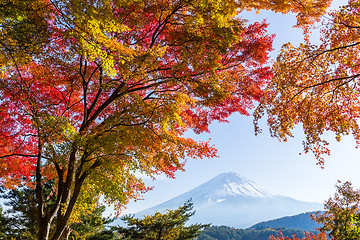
197 226 319 240
250 212 322 231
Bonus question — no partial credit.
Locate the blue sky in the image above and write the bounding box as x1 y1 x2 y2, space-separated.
118 0 360 215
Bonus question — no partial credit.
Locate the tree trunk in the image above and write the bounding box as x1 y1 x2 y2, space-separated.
37 219 51 240
36 142 51 240
51 173 88 240
157 228 162 240
60 225 71 240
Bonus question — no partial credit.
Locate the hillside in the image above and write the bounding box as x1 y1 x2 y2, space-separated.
251 211 324 231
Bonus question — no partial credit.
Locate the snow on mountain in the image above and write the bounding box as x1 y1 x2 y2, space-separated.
185 172 278 200
125 172 323 228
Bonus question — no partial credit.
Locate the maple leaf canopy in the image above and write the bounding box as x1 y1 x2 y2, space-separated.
0 0 332 239
255 0 360 165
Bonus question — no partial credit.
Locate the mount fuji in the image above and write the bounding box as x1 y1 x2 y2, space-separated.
132 172 322 228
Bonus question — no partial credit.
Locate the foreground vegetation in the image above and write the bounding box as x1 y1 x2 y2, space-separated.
0 196 207 240
2 181 360 239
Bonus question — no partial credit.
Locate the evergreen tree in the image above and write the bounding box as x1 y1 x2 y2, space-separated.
86 229 118 240
117 200 209 239
70 205 114 240
0 205 12 240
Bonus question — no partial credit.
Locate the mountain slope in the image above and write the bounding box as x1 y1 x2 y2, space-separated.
132 172 323 228
251 211 324 231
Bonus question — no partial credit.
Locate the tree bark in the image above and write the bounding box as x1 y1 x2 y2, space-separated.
35 140 52 240
37 220 51 240
60 225 71 240
51 169 91 240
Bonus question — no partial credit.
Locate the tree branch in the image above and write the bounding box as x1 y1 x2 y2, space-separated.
0 153 40 159
290 73 360 101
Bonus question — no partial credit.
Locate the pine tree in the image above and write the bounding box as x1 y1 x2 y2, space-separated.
117 200 209 240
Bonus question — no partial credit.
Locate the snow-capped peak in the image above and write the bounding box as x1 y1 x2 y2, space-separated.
147 172 279 210
129 172 323 229
188 172 277 200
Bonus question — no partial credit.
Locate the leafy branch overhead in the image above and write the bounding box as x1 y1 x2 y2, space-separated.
255 0 360 165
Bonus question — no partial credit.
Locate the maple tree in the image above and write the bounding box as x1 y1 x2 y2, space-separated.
271 181 360 240
0 0 332 239
255 0 360 164
0 0 50 66
311 181 360 239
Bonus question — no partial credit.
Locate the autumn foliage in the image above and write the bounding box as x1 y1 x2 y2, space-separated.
311 181 360 239
271 181 360 240
0 0 332 239
255 0 360 164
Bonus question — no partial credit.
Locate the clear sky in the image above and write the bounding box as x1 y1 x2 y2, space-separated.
116 0 360 216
